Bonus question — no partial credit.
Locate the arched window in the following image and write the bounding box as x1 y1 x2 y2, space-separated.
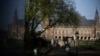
77 36 79 40
84 37 87 40
88 37 90 40
81 37 83 40
59 36 61 39
55 36 57 39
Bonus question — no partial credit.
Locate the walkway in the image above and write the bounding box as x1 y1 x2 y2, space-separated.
47 46 100 56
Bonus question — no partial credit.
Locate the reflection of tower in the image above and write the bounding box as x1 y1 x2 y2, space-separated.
8 9 24 40
13 9 18 38
13 9 18 25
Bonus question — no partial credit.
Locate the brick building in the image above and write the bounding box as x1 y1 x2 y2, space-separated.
42 9 100 41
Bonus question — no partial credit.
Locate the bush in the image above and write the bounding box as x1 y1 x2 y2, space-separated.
32 37 49 48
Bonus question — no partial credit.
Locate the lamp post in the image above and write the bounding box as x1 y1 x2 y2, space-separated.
75 31 79 56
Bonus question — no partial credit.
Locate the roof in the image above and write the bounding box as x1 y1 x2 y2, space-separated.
8 19 24 28
87 20 95 26
78 16 95 26
10 16 97 27
54 16 95 27
17 19 24 26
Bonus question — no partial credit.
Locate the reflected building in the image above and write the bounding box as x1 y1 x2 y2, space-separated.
8 10 24 40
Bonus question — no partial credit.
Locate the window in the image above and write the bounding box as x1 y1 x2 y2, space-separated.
57 30 58 34
66 30 68 34
81 37 83 40
64 30 66 34
62 30 64 34
79 30 81 34
55 36 57 38
60 30 62 34
83 31 84 34
58 30 60 34
59 36 61 39
88 37 90 40
68 30 69 34
86 30 88 34
54 30 57 34
84 37 87 40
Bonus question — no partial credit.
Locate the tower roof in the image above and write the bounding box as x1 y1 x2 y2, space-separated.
95 8 99 23
96 8 98 15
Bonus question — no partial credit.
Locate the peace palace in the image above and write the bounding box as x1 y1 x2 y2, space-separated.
42 9 100 41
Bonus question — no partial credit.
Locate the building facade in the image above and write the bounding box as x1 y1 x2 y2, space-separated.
42 9 100 41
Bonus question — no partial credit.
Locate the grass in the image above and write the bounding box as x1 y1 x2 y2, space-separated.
78 40 100 50
78 41 100 50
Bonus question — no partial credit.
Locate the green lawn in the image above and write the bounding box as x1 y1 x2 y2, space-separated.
78 41 93 46
78 40 100 50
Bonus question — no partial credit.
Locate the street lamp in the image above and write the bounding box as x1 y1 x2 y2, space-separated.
75 31 79 56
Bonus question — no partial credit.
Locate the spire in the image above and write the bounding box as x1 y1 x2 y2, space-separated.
95 8 99 23
96 8 98 15
13 8 18 24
